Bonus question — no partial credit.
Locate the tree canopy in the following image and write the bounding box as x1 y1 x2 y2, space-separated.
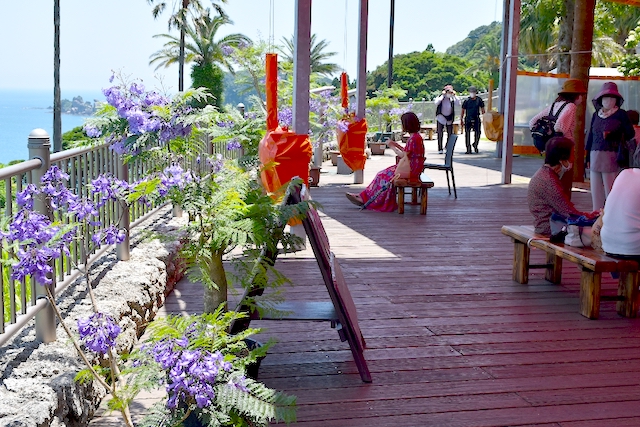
366 50 489 101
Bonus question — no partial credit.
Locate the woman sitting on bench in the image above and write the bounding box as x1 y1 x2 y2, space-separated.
345 112 425 211
527 136 597 235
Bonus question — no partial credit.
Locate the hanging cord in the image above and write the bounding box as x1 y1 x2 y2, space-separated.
343 0 349 73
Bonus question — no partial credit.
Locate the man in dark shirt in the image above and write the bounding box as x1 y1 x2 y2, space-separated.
461 86 486 154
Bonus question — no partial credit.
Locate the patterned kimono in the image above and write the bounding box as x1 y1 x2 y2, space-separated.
359 133 425 212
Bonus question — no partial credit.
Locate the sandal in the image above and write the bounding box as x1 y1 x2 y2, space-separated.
345 192 364 207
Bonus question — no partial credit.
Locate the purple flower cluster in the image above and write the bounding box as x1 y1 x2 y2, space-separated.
92 225 126 246
5 167 130 285
84 125 102 138
97 81 194 152
77 312 121 354
158 165 193 196
226 138 242 151
278 107 293 129
207 154 224 174
91 175 131 208
337 120 350 133
217 120 235 128
148 338 233 409
220 44 234 56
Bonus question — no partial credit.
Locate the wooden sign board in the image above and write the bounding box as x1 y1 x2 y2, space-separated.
287 186 371 382
232 184 371 382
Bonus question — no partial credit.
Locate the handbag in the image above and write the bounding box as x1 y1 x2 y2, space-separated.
393 154 411 181
549 213 597 247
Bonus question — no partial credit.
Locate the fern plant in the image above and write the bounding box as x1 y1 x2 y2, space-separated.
126 306 297 427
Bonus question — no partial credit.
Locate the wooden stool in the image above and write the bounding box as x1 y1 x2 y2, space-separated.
393 174 435 215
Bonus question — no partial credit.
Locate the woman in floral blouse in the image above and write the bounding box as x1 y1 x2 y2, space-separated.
528 137 596 235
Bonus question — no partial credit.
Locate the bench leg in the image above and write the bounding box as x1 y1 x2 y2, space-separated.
513 241 530 284
396 187 405 214
579 269 601 319
545 252 563 284
411 188 418 204
420 188 428 215
617 272 639 318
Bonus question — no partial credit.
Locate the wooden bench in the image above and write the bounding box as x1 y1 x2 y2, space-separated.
393 173 434 215
501 225 640 319
420 124 435 140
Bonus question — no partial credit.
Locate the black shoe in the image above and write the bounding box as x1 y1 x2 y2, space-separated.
465 151 471 154
473 143 479 153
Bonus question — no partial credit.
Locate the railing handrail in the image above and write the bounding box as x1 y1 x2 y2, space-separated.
50 143 108 163
0 159 43 181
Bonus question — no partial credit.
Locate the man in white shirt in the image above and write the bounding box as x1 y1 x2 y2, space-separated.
434 84 461 153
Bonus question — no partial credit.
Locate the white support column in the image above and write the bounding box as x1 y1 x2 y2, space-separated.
354 0 369 185
292 0 312 248
500 0 521 185
496 0 511 158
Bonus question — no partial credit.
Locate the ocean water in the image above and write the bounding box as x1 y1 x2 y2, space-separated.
0 89 104 164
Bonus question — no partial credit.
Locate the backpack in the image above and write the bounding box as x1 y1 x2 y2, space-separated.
530 101 568 153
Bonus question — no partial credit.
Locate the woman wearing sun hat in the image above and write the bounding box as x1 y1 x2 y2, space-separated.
586 81 635 211
529 78 588 144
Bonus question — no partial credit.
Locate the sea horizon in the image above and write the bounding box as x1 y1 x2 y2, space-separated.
0 88 105 165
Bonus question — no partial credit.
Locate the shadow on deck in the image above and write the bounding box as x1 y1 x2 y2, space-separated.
92 141 640 427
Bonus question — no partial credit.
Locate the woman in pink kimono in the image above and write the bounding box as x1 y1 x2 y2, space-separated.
346 112 425 211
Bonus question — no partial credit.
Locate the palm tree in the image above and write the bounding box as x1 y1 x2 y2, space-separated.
467 35 501 84
147 0 227 91
150 13 249 72
278 34 340 77
150 11 250 107
53 0 61 152
520 0 559 72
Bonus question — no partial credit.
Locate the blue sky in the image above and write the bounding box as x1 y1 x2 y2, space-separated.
0 0 503 94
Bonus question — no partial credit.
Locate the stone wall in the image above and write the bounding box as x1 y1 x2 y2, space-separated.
0 206 187 426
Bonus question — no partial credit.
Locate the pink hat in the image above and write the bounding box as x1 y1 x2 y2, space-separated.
593 81 624 106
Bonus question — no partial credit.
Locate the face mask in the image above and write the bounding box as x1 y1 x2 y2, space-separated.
444 93 451 98
470 93 477 98
601 97 617 110
559 161 572 179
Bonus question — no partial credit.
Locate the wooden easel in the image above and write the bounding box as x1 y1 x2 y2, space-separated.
231 185 371 383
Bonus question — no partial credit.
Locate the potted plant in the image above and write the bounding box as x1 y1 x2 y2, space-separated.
125 305 296 426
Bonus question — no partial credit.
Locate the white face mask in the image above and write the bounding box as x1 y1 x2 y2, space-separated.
559 160 572 179
470 93 477 98
601 97 617 110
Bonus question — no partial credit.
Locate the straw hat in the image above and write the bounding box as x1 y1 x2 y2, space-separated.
593 81 624 105
558 78 587 95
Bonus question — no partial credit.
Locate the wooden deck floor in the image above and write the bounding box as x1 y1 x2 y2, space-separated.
92 141 640 426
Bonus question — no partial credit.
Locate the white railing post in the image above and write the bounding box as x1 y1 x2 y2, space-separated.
28 129 56 343
116 155 130 261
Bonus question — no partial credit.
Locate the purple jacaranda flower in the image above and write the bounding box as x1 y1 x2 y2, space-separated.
11 245 58 285
77 312 121 355
6 210 55 244
220 44 234 56
69 200 99 221
108 73 115 83
84 124 102 138
92 225 126 246
16 184 39 210
337 120 350 133
227 375 248 392
129 82 145 96
278 107 293 129
226 139 242 151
